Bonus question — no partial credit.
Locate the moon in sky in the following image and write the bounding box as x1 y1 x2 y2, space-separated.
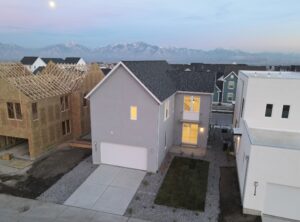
48 0 56 9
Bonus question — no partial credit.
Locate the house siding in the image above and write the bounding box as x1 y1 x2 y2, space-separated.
90 65 159 172
173 93 212 148
222 72 238 104
213 85 220 103
157 94 175 168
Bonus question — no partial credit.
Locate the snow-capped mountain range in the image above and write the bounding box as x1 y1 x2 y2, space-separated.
1 42 300 65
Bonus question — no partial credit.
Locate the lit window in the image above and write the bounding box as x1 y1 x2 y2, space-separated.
130 106 137 120
282 105 290 119
32 103 38 120
228 81 235 89
164 100 170 120
265 104 273 117
183 96 200 112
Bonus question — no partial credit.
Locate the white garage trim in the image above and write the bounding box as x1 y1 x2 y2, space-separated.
264 183 300 221
100 142 148 171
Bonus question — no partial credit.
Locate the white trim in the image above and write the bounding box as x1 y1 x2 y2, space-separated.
218 75 225 81
223 71 238 80
215 85 221 93
85 62 161 104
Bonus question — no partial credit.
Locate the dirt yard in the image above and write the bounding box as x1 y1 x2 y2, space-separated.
219 167 261 222
0 147 91 199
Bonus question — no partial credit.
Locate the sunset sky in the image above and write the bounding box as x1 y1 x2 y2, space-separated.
0 0 299 52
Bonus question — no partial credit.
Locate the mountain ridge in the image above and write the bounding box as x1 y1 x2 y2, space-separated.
1 42 300 65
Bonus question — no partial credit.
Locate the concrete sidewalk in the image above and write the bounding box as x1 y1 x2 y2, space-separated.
0 194 149 222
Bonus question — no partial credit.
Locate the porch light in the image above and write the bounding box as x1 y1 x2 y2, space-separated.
199 127 204 133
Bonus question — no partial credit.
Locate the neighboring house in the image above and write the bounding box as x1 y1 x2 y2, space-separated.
86 61 215 172
65 57 86 66
0 63 104 159
218 65 266 104
233 70 300 221
41 58 65 64
20 56 46 73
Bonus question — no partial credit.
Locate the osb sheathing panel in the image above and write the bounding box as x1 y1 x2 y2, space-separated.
0 79 30 139
0 64 104 159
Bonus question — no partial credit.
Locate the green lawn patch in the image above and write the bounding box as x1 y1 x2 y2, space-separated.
154 156 209 211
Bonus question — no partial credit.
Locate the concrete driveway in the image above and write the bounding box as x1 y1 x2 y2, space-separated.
64 165 145 215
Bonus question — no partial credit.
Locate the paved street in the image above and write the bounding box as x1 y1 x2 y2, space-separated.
0 194 149 222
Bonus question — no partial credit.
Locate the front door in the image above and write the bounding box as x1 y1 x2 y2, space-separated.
181 123 198 145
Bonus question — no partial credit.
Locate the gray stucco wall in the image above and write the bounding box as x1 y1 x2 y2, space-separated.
157 94 175 168
90 65 159 172
222 72 238 104
173 93 212 148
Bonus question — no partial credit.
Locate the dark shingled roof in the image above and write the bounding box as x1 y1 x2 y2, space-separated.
122 61 215 102
20 56 39 65
42 58 65 64
101 68 112 76
168 70 215 94
123 61 176 101
65 57 81 64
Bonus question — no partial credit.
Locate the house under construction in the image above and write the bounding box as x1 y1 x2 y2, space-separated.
0 62 104 159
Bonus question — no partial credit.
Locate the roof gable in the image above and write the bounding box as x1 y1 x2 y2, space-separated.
20 56 39 65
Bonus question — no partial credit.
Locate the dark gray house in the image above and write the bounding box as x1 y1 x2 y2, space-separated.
86 61 215 172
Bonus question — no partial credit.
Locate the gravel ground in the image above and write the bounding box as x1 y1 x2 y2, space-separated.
125 129 235 222
37 155 98 204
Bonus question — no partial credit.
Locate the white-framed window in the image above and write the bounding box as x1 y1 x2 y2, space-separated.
130 106 137 120
183 96 200 112
227 93 234 102
164 100 170 121
228 81 235 89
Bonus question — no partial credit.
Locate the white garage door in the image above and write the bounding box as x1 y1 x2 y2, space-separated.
100 143 148 171
264 183 300 220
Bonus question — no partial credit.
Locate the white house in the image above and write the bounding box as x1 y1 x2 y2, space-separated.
86 61 214 172
20 56 46 73
233 70 300 221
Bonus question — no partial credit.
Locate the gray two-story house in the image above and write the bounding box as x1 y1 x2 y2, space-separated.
86 61 215 172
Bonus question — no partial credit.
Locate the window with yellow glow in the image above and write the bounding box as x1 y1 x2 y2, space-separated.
130 106 137 120
183 96 200 112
